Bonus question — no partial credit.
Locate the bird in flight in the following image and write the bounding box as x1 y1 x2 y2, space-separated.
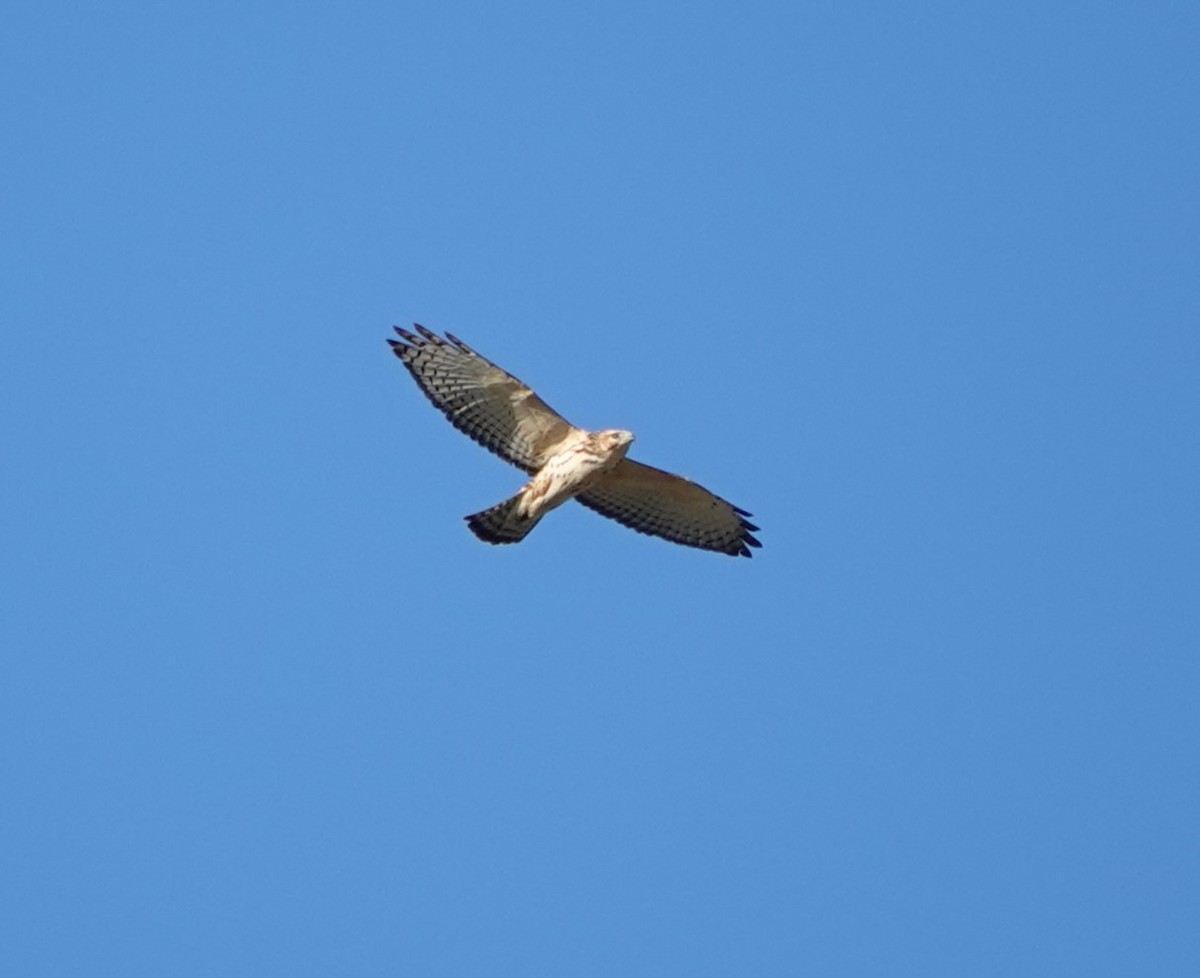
388 326 761 557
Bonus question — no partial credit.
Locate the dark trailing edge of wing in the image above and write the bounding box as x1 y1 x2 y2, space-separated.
732 506 761 553
731 509 762 557
388 324 479 357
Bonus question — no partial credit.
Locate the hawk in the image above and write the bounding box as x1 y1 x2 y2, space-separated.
388 325 762 558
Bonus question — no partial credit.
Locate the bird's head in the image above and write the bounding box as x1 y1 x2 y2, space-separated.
598 428 635 457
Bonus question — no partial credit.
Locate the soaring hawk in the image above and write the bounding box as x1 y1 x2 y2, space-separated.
388 326 761 558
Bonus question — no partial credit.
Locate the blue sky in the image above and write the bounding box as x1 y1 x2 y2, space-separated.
2 2 1197 974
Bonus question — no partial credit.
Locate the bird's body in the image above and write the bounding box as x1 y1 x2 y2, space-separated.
388 325 761 557
466 429 634 544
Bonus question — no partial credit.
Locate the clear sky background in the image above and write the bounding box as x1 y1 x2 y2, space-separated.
3 2 1197 975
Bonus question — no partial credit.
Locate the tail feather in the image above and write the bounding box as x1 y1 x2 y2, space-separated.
465 495 541 545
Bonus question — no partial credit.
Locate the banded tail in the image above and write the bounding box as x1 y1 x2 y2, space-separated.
465 495 542 545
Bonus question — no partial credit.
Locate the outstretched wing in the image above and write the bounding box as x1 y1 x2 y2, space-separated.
388 325 578 472
576 459 762 558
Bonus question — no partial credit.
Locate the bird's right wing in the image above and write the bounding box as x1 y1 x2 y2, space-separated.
389 326 577 473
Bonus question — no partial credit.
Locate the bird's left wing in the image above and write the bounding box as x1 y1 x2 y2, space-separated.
576 459 761 557
389 326 577 473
